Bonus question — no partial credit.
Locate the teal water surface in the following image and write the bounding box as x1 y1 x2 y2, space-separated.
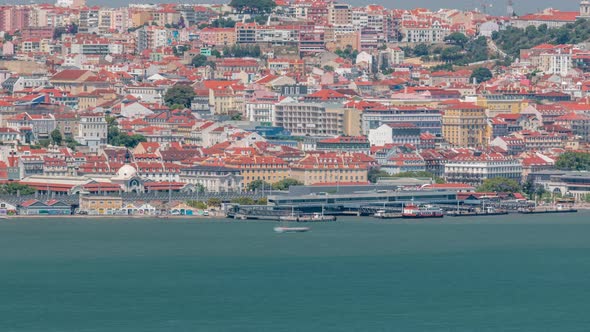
2 213 590 331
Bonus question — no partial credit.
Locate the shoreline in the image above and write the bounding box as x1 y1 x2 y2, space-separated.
3 209 589 220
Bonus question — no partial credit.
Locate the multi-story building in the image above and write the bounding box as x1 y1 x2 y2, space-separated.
328 3 352 26
136 25 168 52
368 123 421 146
444 152 522 186
245 95 278 123
180 165 243 192
290 152 370 185
274 99 360 137
361 106 442 135
315 136 370 154
512 130 569 151
536 171 590 201
79 196 123 214
76 112 107 152
199 27 236 46
79 7 100 34
401 20 450 43
225 155 289 187
442 102 487 147
236 22 257 43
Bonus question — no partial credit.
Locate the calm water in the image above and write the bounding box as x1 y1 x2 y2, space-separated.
2 213 590 331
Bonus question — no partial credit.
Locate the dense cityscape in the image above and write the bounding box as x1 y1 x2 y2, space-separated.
0 0 590 216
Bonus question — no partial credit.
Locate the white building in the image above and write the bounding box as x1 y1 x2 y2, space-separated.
444 152 522 186
368 123 421 146
76 112 107 152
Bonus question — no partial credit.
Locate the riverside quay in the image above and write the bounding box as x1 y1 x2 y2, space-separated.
268 190 457 211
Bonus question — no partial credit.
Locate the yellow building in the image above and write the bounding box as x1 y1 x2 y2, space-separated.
290 153 369 185
476 96 531 116
442 102 487 147
79 196 123 214
131 11 152 28
225 155 289 186
342 108 362 136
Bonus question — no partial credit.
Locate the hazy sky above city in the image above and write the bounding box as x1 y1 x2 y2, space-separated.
80 0 578 16
0 0 580 15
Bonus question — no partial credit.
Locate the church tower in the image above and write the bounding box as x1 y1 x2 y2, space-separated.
581 0 590 18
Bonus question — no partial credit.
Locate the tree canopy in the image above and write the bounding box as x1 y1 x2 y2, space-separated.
477 178 521 193
107 118 147 148
271 178 303 190
444 32 469 49
50 129 63 146
335 45 360 61
164 85 196 108
191 55 216 68
493 19 590 58
221 44 261 58
368 169 445 184
231 197 256 205
229 0 276 14
470 67 493 83
0 183 36 195
247 180 271 191
555 152 590 171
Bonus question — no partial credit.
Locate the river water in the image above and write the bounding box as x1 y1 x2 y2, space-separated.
2 213 590 331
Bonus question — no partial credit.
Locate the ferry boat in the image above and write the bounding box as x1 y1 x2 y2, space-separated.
402 204 444 219
296 213 336 222
274 226 310 233
373 210 402 219
447 206 508 217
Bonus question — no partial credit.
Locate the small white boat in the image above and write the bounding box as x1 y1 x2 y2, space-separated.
274 226 310 233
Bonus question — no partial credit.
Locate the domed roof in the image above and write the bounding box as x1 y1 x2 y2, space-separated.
117 164 137 179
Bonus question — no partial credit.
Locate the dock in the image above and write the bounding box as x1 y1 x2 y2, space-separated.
447 211 509 217
518 208 578 214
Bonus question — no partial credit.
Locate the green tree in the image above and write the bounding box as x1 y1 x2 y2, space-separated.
444 32 469 49
38 139 51 148
393 171 445 184
556 152 590 171
368 169 392 183
164 85 196 108
247 180 271 191
256 197 268 205
50 129 63 145
231 197 256 205
65 136 80 150
229 0 276 14
191 54 208 67
470 67 493 83
272 178 303 190
1 182 36 195
412 44 430 57
334 45 359 61
187 200 208 209
477 178 521 193
207 198 222 207
107 120 147 148
441 46 463 62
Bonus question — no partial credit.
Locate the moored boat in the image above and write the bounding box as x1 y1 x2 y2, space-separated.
373 210 403 219
293 212 337 222
274 226 310 233
402 204 444 219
